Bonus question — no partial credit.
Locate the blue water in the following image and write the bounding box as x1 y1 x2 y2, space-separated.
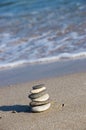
0 0 86 69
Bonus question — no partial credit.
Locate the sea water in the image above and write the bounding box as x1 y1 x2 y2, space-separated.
0 0 86 69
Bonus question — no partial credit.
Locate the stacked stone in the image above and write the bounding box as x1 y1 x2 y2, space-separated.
29 84 51 112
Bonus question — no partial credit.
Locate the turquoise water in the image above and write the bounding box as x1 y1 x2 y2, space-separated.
0 0 86 69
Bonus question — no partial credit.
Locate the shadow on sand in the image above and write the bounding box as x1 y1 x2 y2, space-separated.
0 105 32 113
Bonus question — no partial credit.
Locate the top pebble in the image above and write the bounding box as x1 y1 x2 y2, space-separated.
33 84 45 89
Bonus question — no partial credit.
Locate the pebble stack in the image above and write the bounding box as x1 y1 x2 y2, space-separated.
29 84 51 112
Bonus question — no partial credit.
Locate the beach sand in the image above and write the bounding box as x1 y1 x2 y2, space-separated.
0 72 86 130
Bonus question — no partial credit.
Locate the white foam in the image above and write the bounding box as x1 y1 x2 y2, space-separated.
0 29 86 70
70 32 79 39
0 52 86 69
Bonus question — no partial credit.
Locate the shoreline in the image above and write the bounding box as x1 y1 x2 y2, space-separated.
0 58 86 87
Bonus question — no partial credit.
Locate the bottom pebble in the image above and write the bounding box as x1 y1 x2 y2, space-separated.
31 103 51 112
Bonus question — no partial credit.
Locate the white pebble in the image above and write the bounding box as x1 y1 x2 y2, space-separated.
32 93 49 102
30 87 46 94
31 103 51 112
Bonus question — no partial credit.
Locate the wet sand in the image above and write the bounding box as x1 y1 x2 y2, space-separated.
0 58 86 87
0 72 86 130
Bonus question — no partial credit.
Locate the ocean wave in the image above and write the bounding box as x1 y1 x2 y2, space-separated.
0 0 86 70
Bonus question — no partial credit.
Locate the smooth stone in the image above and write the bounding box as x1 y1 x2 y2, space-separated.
31 103 51 112
30 87 46 94
32 93 49 102
30 99 50 107
29 90 46 99
32 84 45 89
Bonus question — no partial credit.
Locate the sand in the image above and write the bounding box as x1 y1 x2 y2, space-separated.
0 72 86 130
